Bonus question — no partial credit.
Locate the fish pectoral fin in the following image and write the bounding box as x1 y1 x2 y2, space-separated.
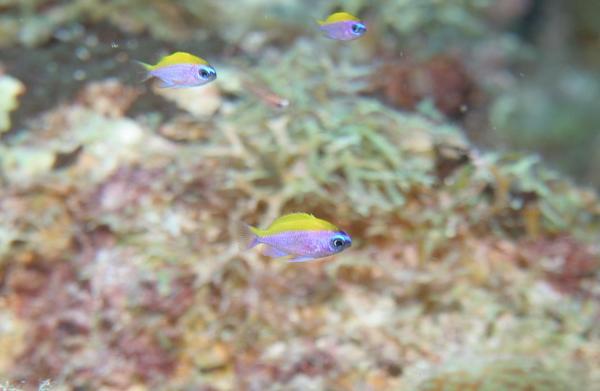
261 247 313 262
157 80 175 88
262 246 289 258
287 256 317 263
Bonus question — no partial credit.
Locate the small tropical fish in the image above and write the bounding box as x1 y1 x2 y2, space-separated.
138 52 217 88
317 12 367 41
243 79 290 109
244 213 352 262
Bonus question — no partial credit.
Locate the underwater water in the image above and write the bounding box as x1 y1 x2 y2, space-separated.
0 1 599 390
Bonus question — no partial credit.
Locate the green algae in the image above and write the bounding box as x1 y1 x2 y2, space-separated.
416 357 581 391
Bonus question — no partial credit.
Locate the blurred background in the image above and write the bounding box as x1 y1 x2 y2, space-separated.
0 0 599 390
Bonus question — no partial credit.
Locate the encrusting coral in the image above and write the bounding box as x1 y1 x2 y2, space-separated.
1 37 599 390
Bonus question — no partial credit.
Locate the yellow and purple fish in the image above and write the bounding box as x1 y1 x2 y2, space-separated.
138 52 217 88
317 12 367 41
244 213 352 262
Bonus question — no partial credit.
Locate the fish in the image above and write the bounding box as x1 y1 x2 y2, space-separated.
243 213 352 262
137 52 217 88
317 12 367 41
243 79 290 109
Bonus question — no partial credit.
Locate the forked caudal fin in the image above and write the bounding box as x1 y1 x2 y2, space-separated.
133 60 153 71
132 60 153 84
240 223 260 250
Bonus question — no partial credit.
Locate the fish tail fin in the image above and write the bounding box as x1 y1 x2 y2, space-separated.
132 60 153 84
134 60 153 71
240 223 260 250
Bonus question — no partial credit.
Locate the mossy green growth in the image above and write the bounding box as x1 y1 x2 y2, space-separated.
209 39 599 245
0 0 498 52
416 357 581 391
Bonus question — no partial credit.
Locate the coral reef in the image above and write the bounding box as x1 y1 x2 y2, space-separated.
1 36 599 389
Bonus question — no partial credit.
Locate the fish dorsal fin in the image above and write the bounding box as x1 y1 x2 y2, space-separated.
272 213 316 224
323 12 359 24
153 52 208 69
266 213 339 234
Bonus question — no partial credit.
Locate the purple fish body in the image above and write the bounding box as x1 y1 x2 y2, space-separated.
319 21 367 41
139 52 217 89
149 64 216 88
244 213 352 262
257 231 351 261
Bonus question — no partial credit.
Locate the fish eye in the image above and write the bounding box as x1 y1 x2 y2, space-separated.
199 67 215 80
331 237 345 249
351 23 366 35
